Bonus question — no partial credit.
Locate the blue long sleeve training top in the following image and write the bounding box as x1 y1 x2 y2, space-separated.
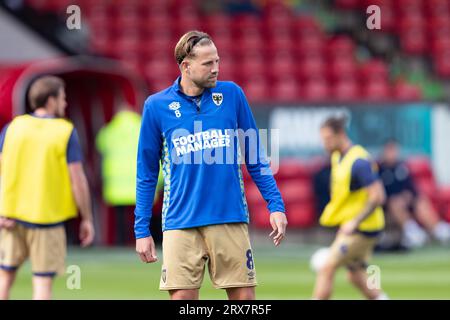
134 77 285 238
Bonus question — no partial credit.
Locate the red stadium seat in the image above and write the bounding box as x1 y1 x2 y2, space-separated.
327 35 355 58
427 16 450 36
212 35 234 56
218 57 236 82
302 78 330 101
297 56 326 81
171 1 198 16
143 59 178 83
406 157 434 180
29 0 71 12
394 0 423 13
171 0 196 7
202 14 232 32
397 15 425 34
268 51 296 80
139 0 170 10
82 2 113 19
379 5 396 31
359 59 389 81
139 31 173 55
249 202 271 229
400 29 427 55
445 207 450 223
295 34 325 57
327 56 358 81
284 202 316 228
173 15 202 37
141 15 173 33
293 16 323 38
362 79 391 100
233 14 263 34
113 7 142 30
425 0 449 15
434 50 450 78
236 30 265 53
267 31 295 53
245 181 262 206
432 35 450 55
275 159 313 181
438 187 450 215
237 55 265 81
89 30 112 54
392 81 422 101
278 180 314 203
148 77 175 93
264 6 294 30
332 78 360 101
240 77 270 103
335 0 360 9
438 187 450 202
414 178 438 199
87 14 112 33
361 0 393 8
263 0 293 16
271 76 300 102
406 158 437 206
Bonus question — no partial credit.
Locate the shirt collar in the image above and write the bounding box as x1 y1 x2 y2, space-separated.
339 144 354 162
172 76 210 100
31 112 55 119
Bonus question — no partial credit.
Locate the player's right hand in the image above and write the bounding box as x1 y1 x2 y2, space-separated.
0 217 15 229
269 211 288 246
136 236 158 263
79 219 95 247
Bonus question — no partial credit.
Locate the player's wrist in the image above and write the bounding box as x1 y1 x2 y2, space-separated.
81 215 93 223
135 232 152 239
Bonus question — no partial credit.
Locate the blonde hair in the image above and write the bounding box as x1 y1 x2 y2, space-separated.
174 30 213 65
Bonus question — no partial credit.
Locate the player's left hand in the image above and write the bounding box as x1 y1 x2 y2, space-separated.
269 211 288 246
339 219 358 235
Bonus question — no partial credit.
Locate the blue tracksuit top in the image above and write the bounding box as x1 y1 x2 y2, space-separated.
134 77 285 238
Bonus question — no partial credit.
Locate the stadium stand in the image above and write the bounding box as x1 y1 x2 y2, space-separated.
21 0 424 102
2 0 449 238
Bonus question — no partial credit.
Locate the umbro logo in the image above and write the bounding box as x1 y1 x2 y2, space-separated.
169 101 181 110
169 101 182 118
162 268 167 283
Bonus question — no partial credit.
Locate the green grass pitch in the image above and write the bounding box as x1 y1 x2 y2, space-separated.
8 243 450 299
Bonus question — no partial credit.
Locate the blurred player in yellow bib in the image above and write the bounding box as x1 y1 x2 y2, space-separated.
312 115 388 300
0 76 95 300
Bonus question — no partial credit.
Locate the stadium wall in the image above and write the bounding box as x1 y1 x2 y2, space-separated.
432 104 450 185
251 103 450 185
0 8 61 62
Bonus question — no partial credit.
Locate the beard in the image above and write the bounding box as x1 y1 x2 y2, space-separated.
55 107 65 118
193 76 218 89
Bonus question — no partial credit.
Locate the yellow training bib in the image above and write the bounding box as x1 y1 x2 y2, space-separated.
0 115 77 224
319 145 385 231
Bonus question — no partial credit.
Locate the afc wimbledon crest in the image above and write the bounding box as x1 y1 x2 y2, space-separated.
212 93 223 106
